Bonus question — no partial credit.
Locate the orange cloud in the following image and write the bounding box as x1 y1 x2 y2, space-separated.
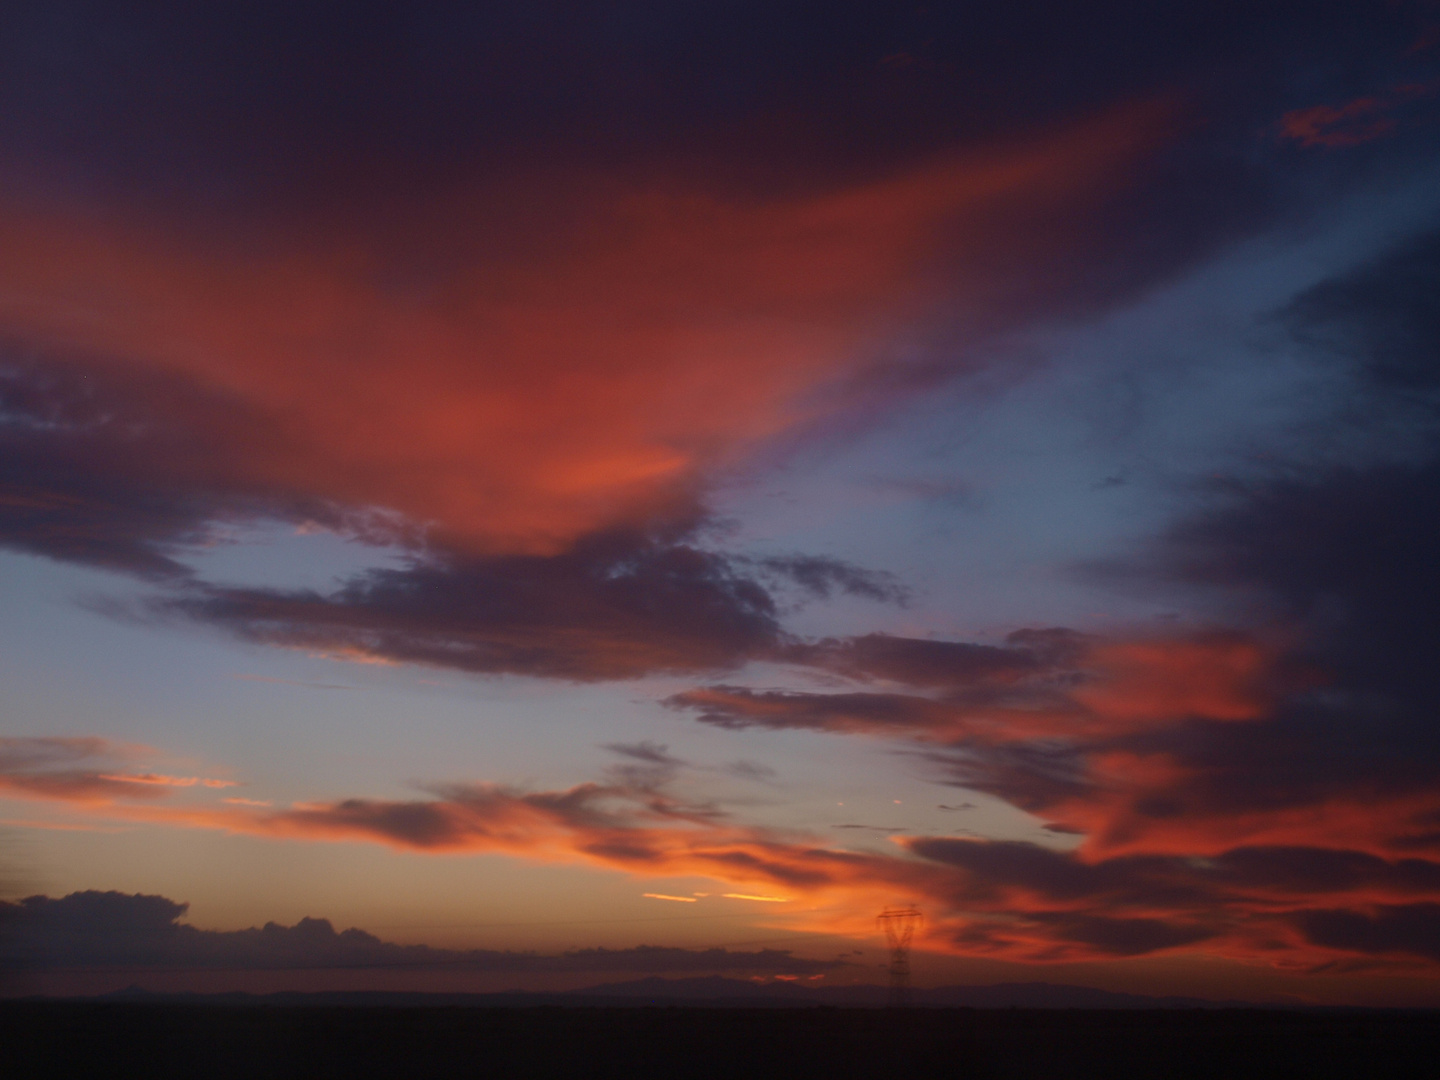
96 773 238 789
0 740 239 806
0 103 1171 556
0 772 176 805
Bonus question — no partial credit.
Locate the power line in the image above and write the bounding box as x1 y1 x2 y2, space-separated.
876 906 922 1007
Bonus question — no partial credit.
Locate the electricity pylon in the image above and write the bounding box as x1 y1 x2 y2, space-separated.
877 906 922 1007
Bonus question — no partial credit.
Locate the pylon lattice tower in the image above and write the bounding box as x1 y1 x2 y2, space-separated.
877 906 922 1007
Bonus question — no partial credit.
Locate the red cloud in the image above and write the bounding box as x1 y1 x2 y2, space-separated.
0 103 1170 557
1280 81 1439 148
1068 637 1276 725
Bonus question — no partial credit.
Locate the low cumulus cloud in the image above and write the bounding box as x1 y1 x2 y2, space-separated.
0 891 839 975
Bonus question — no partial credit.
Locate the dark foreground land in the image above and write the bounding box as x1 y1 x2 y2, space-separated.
1 1004 1436 1079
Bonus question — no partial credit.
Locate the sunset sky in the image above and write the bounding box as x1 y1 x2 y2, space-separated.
3 2 1440 1006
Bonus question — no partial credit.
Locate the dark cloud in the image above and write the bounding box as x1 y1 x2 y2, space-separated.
666 629 1089 734
0 357 303 579
785 629 1083 689
1213 847 1440 894
723 760 777 783
602 742 687 767
1284 227 1440 394
0 351 910 681
143 533 792 681
910 840 1440 907
2 2 1426 208
1291 903 1440 963
600 742 689 794
749 556 909 605
1031 914 1215 957
0 891 839 974
0 355 416 579
906 839 1440 961
668 686 950 734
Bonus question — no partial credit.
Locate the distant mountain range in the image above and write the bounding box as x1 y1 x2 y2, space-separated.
58 977 1282 1010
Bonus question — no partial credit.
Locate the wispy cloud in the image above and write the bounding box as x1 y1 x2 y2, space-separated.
97 774 237 789
0 740 238 807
